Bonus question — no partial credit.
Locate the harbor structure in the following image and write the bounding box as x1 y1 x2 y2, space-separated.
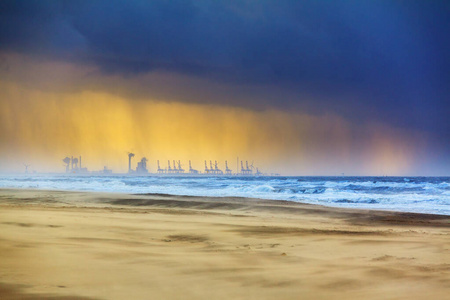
79 156 88 173
204 160 210 174
63 157 71 172
241 161 252 175
97 166 112 174
213 161 223 175
136 157 148 174
128 153 135 173
157 160 165 174
102 166 112 174
71 156 78 170
59 156 267 176
225 161 232 175
167 160 173 174
177 160 184 173
246 161 253 175
189 160 199 174
255 168 263 176
62 156 88 173
173 160 178 173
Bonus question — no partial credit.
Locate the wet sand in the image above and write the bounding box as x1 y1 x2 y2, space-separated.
0 189 449 299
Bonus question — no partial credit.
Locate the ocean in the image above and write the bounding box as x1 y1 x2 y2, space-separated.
1 175 449 215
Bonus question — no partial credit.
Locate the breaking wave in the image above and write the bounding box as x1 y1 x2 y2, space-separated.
0 175 449 215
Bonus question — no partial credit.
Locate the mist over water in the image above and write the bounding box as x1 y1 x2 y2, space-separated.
1 175 449 215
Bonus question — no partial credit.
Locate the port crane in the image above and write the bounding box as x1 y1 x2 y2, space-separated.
204 160 210 174
225 161 232 175
189 161 199 174
157 160 165 174
177 160 184 173
167 160 173 174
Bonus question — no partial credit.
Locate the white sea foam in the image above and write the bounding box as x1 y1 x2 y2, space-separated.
0 175 449 215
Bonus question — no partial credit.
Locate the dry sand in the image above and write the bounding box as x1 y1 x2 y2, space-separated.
0 188 449 299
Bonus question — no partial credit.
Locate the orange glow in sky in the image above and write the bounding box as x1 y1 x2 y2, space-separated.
0 78 423 175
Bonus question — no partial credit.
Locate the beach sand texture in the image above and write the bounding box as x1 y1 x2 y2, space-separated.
0 189 449 299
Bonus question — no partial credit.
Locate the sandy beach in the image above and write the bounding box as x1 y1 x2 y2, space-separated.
0 188 448 299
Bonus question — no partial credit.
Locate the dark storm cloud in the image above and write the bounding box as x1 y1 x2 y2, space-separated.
1 0 449 142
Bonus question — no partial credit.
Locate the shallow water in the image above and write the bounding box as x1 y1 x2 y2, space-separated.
1 175 449 215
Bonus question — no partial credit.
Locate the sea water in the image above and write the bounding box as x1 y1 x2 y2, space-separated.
0 175 449 215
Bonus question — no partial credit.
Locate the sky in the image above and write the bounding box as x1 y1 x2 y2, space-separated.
0 0 449 175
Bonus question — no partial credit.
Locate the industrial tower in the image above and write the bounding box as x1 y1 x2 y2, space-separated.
128 153 135 173
136 157 148 174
